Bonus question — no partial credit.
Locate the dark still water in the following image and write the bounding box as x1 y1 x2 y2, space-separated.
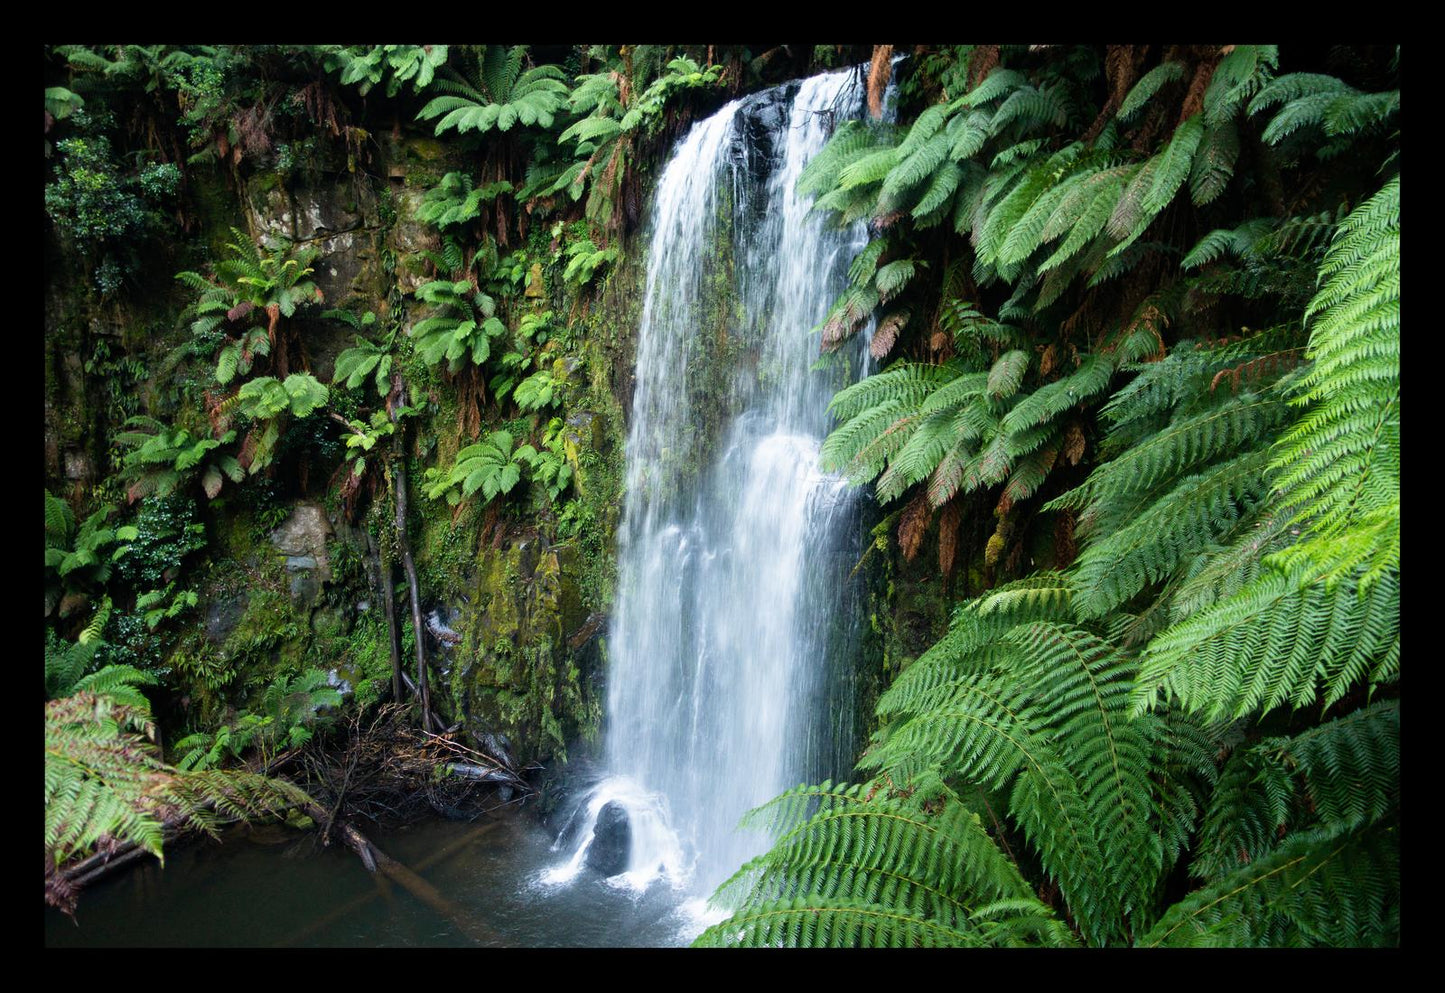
44 806 706 948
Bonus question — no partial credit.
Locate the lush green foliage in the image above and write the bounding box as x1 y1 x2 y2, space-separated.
702 43 1399 949
177 229 321 350
417 45 569 137
321 45 448 98
422 430 531 506
547 55 723 228
45 637 309 915
174 668 342 771
44 110 180 294
410 278 508 372
115 417 243 501
45 43 1396 941
45 492 137 593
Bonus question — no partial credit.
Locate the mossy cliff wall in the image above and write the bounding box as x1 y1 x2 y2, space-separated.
44 115 641 772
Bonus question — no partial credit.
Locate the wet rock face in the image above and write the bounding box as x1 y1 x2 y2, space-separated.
244 179 381 304
445 534 597 770
204 592 249 645
269 502 332 608
239 172 392 382
585 801 631 876
268 503 332 579
386 186 437 295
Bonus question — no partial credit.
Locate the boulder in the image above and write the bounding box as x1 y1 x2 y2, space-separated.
585 801 631 876
289 571 321 609
204 591 249 645
268 503 332 581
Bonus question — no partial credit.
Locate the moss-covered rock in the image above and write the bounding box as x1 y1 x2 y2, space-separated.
445 534 601 769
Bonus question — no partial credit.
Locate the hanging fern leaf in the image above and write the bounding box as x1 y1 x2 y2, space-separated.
1189 119 1239 206
1139 818 1398 947
1133 567 1399 720
1272 176 1399 540
1118 61 1186 120
1203 45 1279 127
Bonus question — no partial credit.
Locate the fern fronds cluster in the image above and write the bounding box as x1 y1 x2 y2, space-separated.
45 689 310 913
549 56 722 229
422 430 531 506
707 44 1398 943
321 45 448 99
409 278 508 373
115 417 243 501
417 45 569 137
1272 177 1399 551
697 778 1074 948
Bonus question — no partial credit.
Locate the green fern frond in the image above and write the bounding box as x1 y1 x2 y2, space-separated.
838 147 900 191
954 67 1028 109
798 121 889 200
865 608 1164 944
1133 566 1399 720
1272 177 1399 539
1071 447 1275 619
1142 115 1203 217
1203 45 1278 126
1189 119 1240 205
989 85 1067 136
1118 61 1186 120
1168 513 1293 620
1190 738 1296 879
1289 699 1399 828
696 895 983 947
1323 90 1398 137
1140 818 1397 947
45 490 76 544
1058 394 1288 514
702 778 1072 948
1001 352 1117 436
1266 500 1398 591
1248 73 1352 116
1037 165 1136 273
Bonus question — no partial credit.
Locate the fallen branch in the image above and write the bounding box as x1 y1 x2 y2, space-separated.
277 818 502 947
300 796 497 943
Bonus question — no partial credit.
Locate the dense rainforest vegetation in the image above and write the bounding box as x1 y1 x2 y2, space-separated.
44 44 1397 947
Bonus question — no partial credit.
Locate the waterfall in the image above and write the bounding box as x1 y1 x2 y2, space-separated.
546 67 873 908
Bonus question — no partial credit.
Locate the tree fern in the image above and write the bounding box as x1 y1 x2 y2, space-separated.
698 777 1074 948
1272 176 1399 541
321 44 447 99
1142 114 1203 216
1182 117 1235 207
1133 566 1399 720
1059 395 1289 518
860 594 1173 944
1139 818 1397 947
1202 45 1278 127
1037 164 1136 273
1118 61 1185 120
423 430 532 506
45 689 311 912
706 42 1398 950
417 46 568 136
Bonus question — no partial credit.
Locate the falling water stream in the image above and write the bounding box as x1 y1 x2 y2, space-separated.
543 66 874 930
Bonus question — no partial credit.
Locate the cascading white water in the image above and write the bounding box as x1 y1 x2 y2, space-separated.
545 68 873 910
